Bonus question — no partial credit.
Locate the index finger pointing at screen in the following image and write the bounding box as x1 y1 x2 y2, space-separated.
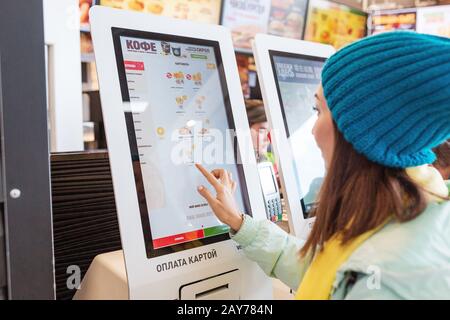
195 163 221 191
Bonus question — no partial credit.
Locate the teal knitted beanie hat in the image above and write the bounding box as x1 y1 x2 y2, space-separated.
321 31 450 168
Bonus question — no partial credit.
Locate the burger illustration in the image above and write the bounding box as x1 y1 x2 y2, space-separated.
192 72 202 85
174 71 184 84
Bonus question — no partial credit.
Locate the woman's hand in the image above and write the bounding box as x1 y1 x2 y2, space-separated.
195 164 244 232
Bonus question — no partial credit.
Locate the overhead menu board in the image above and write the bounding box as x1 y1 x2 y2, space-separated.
267 0 308 40
99 0 222 24
416 5 450 38
304 0 367 49
221 0 272 52
368 8 417 35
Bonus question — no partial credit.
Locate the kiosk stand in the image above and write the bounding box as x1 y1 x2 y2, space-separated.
253 34 334 239
75 7 272 300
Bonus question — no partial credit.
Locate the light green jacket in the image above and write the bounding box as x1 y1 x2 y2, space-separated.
231 182 450 299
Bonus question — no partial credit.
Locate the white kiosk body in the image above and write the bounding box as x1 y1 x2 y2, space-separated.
89 7 272 299
253 34 335 239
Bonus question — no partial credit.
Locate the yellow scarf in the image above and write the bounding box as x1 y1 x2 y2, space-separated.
295 165 448 300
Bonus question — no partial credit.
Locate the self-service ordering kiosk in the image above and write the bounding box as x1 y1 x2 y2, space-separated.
75 7 272 300
253 34 335 239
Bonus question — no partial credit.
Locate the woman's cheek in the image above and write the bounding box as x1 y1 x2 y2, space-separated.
312 118 323 149
313 118 330 164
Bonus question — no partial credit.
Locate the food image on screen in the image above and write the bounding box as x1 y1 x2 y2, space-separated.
113 30 249 257
270 52 325 215
304 0 367 49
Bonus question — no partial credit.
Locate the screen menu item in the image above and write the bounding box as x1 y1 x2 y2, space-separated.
112 28 250 258
270 51 325 217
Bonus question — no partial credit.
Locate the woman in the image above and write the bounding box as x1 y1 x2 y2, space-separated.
245 99 272 163
195 32 450 299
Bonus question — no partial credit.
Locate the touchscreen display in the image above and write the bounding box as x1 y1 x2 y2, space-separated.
270 51 325 217
112 28 250 258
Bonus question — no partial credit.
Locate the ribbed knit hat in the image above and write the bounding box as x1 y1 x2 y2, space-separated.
322 31 450 168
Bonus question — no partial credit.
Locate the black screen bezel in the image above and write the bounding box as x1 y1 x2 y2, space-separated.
112 27 252 259
268 50 326 218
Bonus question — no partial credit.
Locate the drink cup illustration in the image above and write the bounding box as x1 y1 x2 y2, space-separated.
161 41 171 55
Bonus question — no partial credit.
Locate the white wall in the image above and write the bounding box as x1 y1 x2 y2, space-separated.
43 0 84 152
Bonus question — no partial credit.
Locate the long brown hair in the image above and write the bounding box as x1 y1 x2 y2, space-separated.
300 124 432 257
433 140 450 179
